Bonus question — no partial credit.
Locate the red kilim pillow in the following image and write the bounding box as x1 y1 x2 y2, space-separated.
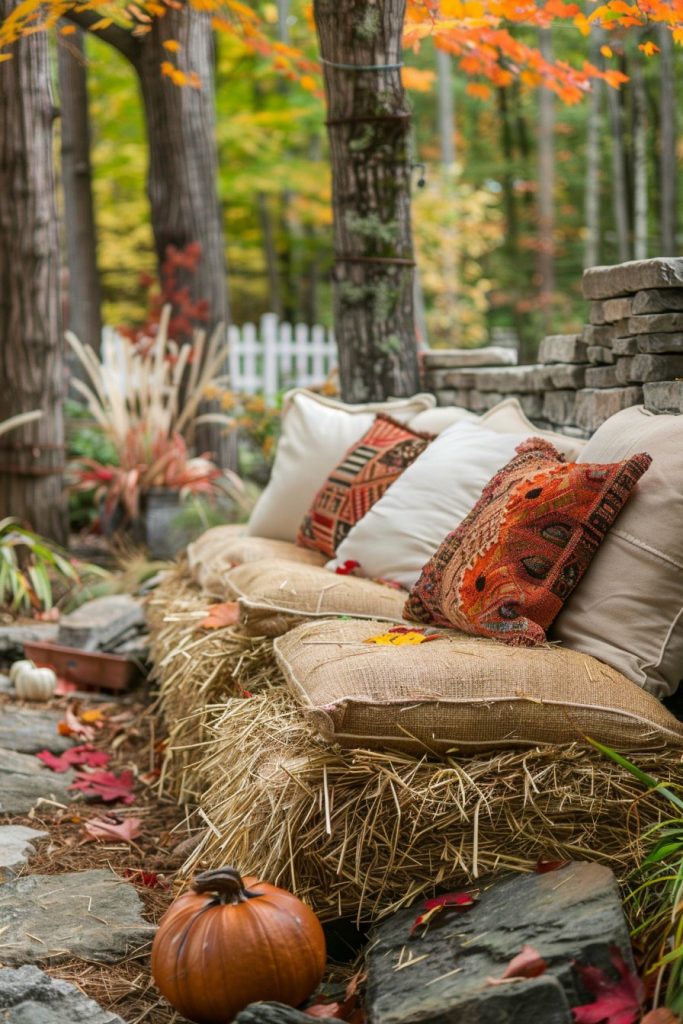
404 438 652 647
297 415 432 559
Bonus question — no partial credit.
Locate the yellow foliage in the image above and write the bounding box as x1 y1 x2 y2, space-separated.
401 66 436 91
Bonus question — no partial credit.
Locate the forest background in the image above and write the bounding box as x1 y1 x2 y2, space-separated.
79 1 680 362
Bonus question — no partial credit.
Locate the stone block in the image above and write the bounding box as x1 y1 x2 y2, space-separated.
422 347 518 369
627 353 683 383
582 324 615 347
0 708 72 755
644 380 683 414
636 333 683 354
589 297 633 324
583 257 683 300
628 312 683 336
538 335 588 364
547 363 587 390
615 358 636 385
587 346 615 365
517 393 545 420
0 965 125 1024
575 387 643 432
633 288 683 314
0 825 48 877
0 869 155 965
0 624 58 660
585 365 620 388
58 595 144 653
425 368 482 391
471 391 504 412
366 862 631 1024
543 391 578 427
612 336 639 356
0 747 76 815
471 366 545 394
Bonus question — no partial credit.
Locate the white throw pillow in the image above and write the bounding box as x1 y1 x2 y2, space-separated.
552 406 683 699
408 405 477 434
247 389 436 542
482 398 586 461
326 419 529 590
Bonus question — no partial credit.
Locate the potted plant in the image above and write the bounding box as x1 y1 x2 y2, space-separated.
67 306 247 557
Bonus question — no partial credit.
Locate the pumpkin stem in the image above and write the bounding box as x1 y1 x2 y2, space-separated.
192 867 259 904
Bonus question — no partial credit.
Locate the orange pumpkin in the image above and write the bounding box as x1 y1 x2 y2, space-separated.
151 866 326 1023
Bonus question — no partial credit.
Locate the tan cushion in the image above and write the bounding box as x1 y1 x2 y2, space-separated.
274 617 683 753
224 560 407 637
246 389 435 542
188 526 325 598
482 398 587 461
552 406 683 699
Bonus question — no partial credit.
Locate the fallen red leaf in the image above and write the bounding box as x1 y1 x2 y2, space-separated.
335 560 360 576
488 945 548 986
410 890 480 935
536 856 570 874
83 814 142 843
199 601 240 629
305 1004 344 1019
572 947 643 1024
69 769 136 804
122 868 169 889
37 744 110 773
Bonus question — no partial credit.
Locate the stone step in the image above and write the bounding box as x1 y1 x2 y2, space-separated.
0 825 48 879
0 747 76 816
0 708 73 755
583 257 683 300
0 965 125 1023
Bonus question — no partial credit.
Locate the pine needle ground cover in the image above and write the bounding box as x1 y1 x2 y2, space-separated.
149 568 683 928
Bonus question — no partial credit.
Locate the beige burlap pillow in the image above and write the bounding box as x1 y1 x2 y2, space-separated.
224 560 407 637
274 617 683 753
187 526 325 598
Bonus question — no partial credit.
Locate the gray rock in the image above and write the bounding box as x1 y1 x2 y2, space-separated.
628 312 683 336
644 380 683 414
602 296 634 322
627 353 683 383
615 358 636 386
0 825 48 876
636 333 683 354
422 347 518 369
517 393 545 420
424 368 483 391
633 288 683 315
583 258 683 300
582 324 615 347
547 364 587 390
57 595 145 652
585 365 620 388
0 708 72 755
538 335 588 365
0 965 125 1023
587 346 615 365
575 387 643 432
0 869 155 964
0 673 12 695
474 366 548 395
0 748 76 815
236 1005 338 1023
0 625 59 660
612 336 639 356
542 391 578 427
366 862 631 1024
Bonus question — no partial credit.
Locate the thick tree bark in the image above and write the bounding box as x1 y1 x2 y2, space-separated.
0 11 67 541
58 28 103 354
658 24 677 254
584 31 602 268
537 28 555 333
314 0 420 402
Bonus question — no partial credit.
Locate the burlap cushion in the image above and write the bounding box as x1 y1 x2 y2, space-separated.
224 560 407 637
274 617 683 753
187 525 325 598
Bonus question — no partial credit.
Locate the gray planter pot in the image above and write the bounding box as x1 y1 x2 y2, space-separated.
135 488 190 559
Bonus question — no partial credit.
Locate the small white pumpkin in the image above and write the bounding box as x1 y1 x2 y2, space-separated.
14 664 57 702
9 659 35 684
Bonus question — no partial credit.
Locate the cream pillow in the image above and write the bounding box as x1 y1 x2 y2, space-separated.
326 419 528 590
408 405 477 434
247 389 435 542
552 406 683 699
482 398 586 460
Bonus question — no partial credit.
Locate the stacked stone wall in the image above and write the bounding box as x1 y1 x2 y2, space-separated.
423 258 683 435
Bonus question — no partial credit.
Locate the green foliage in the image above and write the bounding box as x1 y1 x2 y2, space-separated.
0 518 101 613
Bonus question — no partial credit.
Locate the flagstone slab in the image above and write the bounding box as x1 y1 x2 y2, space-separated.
0 965 125 1023
0 869 155 964
0 825 48 877
0 708 72 755
0 748 76 816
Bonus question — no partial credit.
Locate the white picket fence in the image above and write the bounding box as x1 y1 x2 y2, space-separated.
228 313 337 402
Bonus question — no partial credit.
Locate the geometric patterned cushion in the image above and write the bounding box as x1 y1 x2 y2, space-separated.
297 415 432 558
404 438 652 647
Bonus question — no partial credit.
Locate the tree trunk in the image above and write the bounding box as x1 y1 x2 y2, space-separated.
537 28 555 334
659 24 677 254
437 48 455 166
134 4 230 461
314 0 420 402
632 49 648 260
58 28 103 355
435 47 458 346
606 72 630 261
0 11 67 541
257 191 282 317
584 31 602 268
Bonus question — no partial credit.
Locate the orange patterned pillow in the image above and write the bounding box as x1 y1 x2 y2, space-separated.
297 415 432 558
404 438 652 647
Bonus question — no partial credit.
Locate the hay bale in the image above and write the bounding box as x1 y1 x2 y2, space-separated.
182 683 683 926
